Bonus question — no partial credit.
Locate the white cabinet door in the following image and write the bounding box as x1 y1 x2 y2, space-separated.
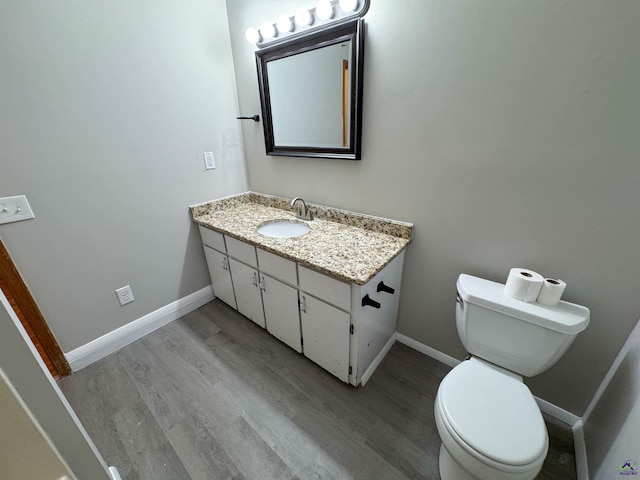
203 246 237 310
261 274 301 352
228 258 265 328
300 294 351 382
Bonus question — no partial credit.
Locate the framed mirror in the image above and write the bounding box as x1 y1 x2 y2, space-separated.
256 19 365 160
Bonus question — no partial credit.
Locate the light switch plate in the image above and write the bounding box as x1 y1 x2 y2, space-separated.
0 195 35 225
203 152 215 170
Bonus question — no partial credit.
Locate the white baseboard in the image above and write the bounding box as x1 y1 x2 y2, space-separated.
65 286 214 372
108 466 123 480
396 333 460 368
572 419 589 479
534 395 581 426
396 333 583 428
361 333 397 386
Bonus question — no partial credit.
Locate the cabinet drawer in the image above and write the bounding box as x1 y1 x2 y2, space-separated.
257 248 297 285
298 265 351 311
226 236 257 267
199 226 226 252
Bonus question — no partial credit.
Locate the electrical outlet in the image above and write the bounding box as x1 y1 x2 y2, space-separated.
115 285 134 306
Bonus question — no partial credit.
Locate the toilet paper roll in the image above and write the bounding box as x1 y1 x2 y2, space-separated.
504 268 544 303
536 278 567 306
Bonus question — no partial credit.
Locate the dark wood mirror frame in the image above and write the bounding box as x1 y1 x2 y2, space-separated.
256 19 365 160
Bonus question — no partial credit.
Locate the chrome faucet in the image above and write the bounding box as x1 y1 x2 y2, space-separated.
290 197 313 221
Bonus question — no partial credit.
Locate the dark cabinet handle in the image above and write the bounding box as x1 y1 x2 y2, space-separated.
362 294 381 309
377 281 395 294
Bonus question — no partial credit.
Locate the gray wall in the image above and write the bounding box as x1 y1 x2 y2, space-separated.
227 0 640 415
0 0 248 352
583 317 640 479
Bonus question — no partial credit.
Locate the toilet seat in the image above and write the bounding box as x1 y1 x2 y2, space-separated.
436 358 548 470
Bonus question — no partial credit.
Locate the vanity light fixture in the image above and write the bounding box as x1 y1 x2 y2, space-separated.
246 0 369 47
260 21 277 39
316 0 334 20
294 8 313 27
276 14 294 33
338 0 359 12
244 27 261 44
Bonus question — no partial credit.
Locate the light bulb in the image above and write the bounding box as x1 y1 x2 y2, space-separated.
339 0 359 12
295 8 313 27
245 27 261 44
316 0 334 20
260 21 277 39
276 14 293 33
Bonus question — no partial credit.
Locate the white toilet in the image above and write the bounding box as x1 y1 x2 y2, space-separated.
434 274 590 480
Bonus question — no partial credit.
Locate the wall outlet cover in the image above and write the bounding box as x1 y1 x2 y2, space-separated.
115 285 134 306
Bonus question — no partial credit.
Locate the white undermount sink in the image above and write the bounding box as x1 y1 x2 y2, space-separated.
257 219 310 238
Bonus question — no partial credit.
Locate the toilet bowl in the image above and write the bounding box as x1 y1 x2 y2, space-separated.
434 274 590 480
434 358 548 480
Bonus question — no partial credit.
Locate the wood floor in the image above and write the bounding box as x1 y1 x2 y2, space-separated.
59 300 577 480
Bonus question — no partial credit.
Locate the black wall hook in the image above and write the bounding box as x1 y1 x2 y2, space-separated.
236 115 260 122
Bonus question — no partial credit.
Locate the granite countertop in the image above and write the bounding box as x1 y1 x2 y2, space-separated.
190 192 413 285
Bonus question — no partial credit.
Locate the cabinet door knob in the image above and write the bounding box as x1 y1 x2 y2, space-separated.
222 258 228 271
300 295 307 313
362 294 381 309
259 275 266 292
377 281 395 294
252 272 258 287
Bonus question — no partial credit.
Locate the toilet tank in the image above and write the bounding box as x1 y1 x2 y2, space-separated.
456 274 590 377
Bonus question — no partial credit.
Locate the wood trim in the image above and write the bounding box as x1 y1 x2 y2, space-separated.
342 59 349 147
0 239 71 378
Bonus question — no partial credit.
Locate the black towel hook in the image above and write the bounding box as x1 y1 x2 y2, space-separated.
361 294 381 309
236 115 260 122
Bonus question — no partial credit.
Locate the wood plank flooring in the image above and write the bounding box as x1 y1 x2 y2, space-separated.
59 300 576 480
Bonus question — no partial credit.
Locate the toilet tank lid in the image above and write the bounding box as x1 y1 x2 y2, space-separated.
457 274 590 334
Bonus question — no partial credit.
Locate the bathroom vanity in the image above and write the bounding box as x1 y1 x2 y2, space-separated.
190 192 412 386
